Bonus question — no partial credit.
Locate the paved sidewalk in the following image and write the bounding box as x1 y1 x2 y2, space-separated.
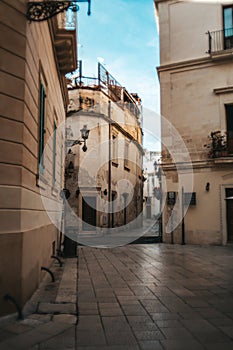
0 258 78 350
0 244 233 349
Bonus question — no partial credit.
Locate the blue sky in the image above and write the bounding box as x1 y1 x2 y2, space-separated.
77 0 160 114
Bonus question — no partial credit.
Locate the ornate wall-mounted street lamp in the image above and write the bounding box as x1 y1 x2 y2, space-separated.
68 124 90 152
27 0 91 22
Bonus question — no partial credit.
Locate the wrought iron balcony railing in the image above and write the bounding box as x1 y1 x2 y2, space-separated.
56 10 77 30
207 28 233 53
67 62 141 120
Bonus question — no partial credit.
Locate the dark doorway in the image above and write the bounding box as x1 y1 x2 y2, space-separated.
82 196 96 231
146 197 152 219
226 104 233 154
122 193 128 225
226 188 233 242
112 193 116 228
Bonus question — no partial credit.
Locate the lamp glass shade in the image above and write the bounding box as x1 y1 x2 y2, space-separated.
80 125 90 140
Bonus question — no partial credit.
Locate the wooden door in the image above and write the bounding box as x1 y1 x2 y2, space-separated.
226 188 233 242
82 196 96 231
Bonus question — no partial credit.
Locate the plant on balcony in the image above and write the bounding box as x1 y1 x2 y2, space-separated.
161 149 172 163
204 131 227 158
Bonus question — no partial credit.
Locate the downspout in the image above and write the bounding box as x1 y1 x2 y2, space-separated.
108 100 112 229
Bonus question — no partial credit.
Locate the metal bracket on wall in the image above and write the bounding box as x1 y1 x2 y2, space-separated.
51 255 63 267
4 294 24 320
27 0 91 22
41 267 55 282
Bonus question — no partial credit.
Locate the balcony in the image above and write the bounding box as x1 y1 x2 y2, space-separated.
207 28 233 56
204 131 233 161
67 62 142 120
49 13 77 74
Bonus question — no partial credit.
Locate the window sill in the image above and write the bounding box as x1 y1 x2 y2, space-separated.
51 185 58 197
210 48 233 61
213 85 233 95
36 173 48 189
213 156 233 165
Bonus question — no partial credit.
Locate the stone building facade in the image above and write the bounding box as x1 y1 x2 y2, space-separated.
0 1 77 316
143 150 161 220
64 64 143 239
155 0 233 245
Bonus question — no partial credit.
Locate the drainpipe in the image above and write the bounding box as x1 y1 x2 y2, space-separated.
181 186 185 245
78 59 82 86
108 100 112 229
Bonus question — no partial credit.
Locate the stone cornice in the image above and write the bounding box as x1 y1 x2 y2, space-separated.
67 110 144 154
213 86 233 95
162 158 233 171
157 55 233 74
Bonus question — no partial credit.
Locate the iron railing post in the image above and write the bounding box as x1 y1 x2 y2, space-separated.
181 187 185 245
207 28 233 53
98 62 101 86
207 30 212 54
78 60 82 86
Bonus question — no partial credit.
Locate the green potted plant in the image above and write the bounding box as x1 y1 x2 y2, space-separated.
204 131 227 158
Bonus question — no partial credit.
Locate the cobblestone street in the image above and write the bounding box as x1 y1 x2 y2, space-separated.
1 244 233 349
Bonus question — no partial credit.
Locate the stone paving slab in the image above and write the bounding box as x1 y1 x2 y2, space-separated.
52 314 77 324
39 326 75 349
139 340 164 350
0 322 73 350
38 302 76 314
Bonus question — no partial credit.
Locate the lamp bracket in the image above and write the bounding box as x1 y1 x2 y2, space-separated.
27 0 91 22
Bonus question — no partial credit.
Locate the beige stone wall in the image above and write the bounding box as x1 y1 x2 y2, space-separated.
155 0 233 245
66 88 143 230
0 1 72 316
68 88 142 143
162 167 233 245
155 0 227 64
160 60 233 161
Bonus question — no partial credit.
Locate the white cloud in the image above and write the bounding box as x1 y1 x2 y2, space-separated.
97 57 105 64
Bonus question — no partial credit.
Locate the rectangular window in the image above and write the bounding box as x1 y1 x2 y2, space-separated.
184 192 196 206
226 104 233 154
60 141 64 187
223 5 233 49
39 82 46 174
53 120 57 185
124 140 130 169
112 134 118 165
